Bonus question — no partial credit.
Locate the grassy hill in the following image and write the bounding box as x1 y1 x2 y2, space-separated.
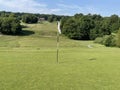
0 22 120 90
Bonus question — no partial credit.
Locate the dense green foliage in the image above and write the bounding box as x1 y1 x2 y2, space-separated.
0 11 67 22
94 35 116 47
109 15 120 32
61 14 120 40
1 11 120 48
48 15 62 22
0 17 22 35
116 29 120 47
22 14 38 23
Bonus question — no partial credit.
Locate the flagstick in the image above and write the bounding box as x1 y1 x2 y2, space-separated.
57 31 59 63
57 21 61 63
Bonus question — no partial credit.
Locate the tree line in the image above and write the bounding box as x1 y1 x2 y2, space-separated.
0 11 67 23
0 11 68 35
1 11 120 48
61 13 120 40
60 13 120 48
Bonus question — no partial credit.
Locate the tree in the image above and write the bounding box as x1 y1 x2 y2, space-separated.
22 14 38 23
62 16 94 40
60 17 70 30
79 16 94 40
74 13 83 19
48 15 54 22
109 15 120 32
11 19 22 34
0 17 22 35
9 13 16 18
117 29 120 47
98 19 111 37
62 18 78 39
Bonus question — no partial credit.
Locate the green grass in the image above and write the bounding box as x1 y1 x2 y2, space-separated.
0 22 120 90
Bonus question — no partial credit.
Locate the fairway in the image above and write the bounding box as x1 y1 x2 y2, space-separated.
0 22 120 90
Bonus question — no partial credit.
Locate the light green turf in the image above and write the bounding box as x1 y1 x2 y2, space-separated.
0 22 120 90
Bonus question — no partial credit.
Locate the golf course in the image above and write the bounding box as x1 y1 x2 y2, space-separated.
0 21 119 90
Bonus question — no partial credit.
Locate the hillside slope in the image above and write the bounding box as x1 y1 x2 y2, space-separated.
0 22 120 90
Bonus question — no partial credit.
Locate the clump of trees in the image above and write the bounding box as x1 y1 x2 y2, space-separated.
22 14 38 23
0 17 22 35
61 14 120 40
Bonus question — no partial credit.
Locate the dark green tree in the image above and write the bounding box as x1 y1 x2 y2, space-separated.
22 14 38 23
62 16 94 40
99 19 111 37
109 15 120 32
0 17 22 35
48 15 54 22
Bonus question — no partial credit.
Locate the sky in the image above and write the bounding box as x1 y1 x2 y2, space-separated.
0 0 120 16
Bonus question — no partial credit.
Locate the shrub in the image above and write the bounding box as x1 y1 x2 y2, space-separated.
102 35 110 45
94 37 103 44
103 35 116 47
94 35 116 47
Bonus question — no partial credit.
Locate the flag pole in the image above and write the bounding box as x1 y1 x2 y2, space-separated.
57 31 59 63
57 21 61 63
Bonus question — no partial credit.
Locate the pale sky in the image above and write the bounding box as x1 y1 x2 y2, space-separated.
0 0 120 16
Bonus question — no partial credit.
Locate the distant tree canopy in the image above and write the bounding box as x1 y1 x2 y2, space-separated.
61 14 120 40
22 14 38 23
0 11 67 23
0 11 68 35
0 17 22 35
0 11 120 40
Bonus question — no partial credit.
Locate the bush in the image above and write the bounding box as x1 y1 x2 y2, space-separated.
94 35 116 47
94 37 103 44
102 35 110 45
103 35 116 47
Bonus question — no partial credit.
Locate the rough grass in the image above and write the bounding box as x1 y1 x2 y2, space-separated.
0 22 120 90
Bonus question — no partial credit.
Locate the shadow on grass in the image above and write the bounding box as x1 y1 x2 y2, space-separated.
19 30 35 36
0 30 35 36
